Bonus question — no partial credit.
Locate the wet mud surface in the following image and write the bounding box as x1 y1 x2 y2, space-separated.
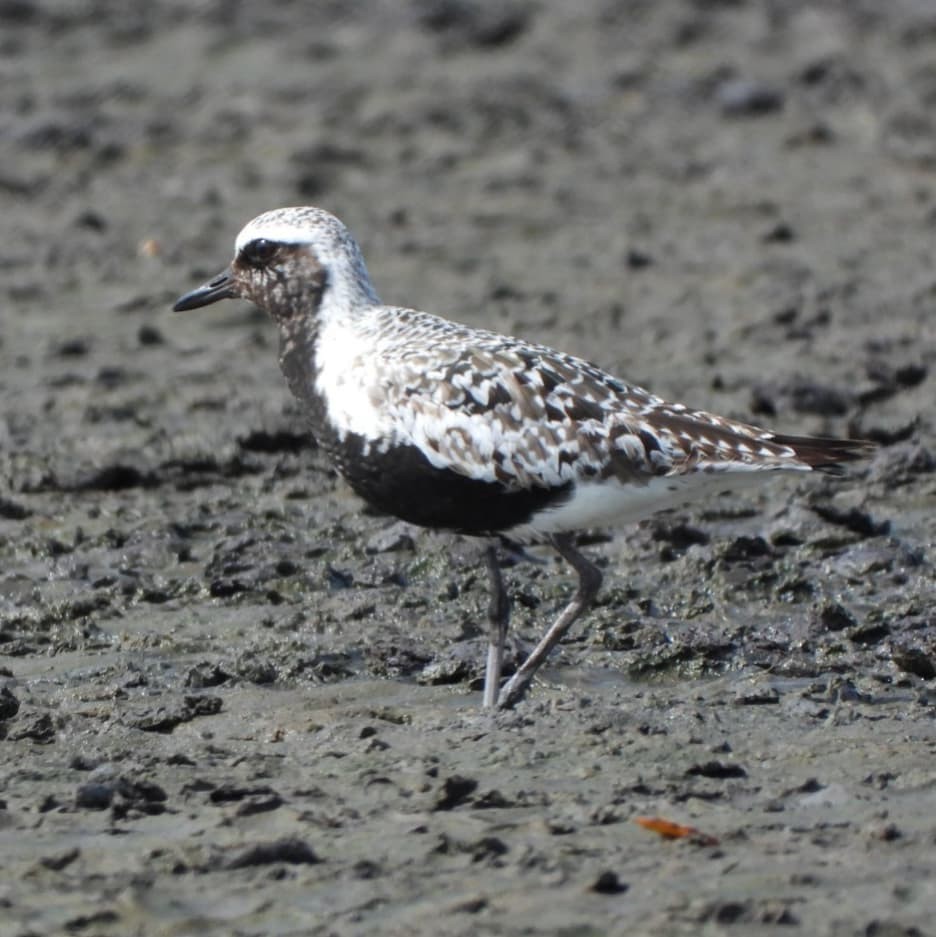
1 2 935 935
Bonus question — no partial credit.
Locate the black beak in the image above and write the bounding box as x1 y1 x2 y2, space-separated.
172 267 239 311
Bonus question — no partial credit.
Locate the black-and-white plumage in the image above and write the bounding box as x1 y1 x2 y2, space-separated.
174 206 873 708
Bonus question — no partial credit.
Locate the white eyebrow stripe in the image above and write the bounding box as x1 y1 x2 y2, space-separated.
235 221 316 252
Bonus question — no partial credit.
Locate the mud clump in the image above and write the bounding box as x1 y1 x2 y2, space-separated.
0 3 932 935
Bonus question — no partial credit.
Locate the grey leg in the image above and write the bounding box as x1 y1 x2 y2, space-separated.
496 533 602 709
483 543 511 708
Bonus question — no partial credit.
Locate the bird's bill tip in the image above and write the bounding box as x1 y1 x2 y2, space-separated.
172 267 239 312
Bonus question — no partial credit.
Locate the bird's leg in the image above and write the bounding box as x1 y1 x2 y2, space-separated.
483 543 511 708
496 533 602 709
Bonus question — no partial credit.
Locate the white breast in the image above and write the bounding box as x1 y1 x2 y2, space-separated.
314 319 387 441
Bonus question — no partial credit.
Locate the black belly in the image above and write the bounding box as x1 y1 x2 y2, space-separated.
276 342 569 536
329 431 572 536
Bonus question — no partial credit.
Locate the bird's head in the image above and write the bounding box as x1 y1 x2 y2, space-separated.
173 206 379 322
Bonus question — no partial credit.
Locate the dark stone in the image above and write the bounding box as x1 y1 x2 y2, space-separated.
590 870 629 895
222 836 319 870
415 0 530 49
651 519 710 550
434 775 478 811
238 428 308 453
686 760 748 779
717 78 784 116
116 777 167 804
0 686 20 720
353 859 381 879
763 222 795 243
0 496 32 519
811 504 890 537
75 782 114 810
891 645 936 680
721 536 771 563
184 661 231 689
7 710 54 742
235 655 277 685
790 380 851 416
137 324 164 346
625 247 654 269
734 687 780 705
55 337 90 357
847 622 890 646
208 577 248 598
69 754 100 771
131 694 222 733
815 602 858 632
40 847 81 870
67 463 157 492
235 793 284 817
365 523 416 554
209 783 278 804
470 836 508 862
74 209 107 231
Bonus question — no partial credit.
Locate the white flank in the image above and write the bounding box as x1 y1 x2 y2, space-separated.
516 465 806 539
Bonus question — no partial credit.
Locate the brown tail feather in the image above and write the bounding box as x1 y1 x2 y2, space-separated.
771 433 876 474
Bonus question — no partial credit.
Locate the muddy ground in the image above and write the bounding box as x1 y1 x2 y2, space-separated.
1 2 935 935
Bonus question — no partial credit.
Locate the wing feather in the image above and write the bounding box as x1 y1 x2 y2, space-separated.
364 308 868 489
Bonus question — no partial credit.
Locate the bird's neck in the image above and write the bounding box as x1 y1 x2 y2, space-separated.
324 241 381 312
275 283 381 422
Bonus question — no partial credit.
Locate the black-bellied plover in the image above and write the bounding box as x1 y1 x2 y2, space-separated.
174 207 873 709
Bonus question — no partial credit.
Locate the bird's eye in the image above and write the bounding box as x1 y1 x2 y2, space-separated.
241 238 277 266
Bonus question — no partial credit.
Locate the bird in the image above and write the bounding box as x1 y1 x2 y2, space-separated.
173 206 874 709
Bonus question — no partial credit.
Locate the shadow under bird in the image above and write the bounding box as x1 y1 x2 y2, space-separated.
173 206 874 709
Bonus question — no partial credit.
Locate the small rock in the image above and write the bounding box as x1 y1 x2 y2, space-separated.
185 661 231 689
39 847 80 871
116 777 167 806
69 754 101 771
734 686 781 705
470 836 508 862
418 656 473 686
686 760 747 779
365 522 416 554
75 782 114 810
209 783 278 804
717 78 784 116
130 694 222 733
235 655 277 685
353 859 381 879
415 0 530 49
790 380 851 416
434 775 478 811
721 536 771 563
811 504 890 538
891 645 936 680
873 823 901 842
590 870 629 895
847 622 890 646
0 687 20 720
7 710 54 742
0 497 31 520
625 247 654 269
137 324 164 346
55 337 90 357
451 896 488 913
762 222 795 243
651 519 710 550
814 602 858 632
223 836 319 870
236 794 284 817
